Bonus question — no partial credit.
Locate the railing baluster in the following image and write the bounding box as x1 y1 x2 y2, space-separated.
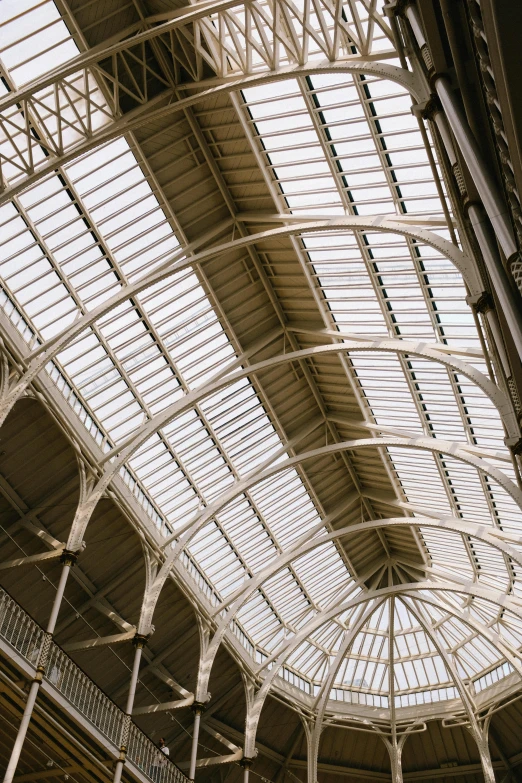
0 586 188 783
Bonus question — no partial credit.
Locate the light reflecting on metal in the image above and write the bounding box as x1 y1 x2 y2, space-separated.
0 1 521 764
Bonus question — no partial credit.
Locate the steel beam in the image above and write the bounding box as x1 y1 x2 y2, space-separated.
0 60 422 205
62 630 136 652
132 696 194 715
0 548 65 571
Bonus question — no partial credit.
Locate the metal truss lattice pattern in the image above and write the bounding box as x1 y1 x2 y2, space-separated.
0 0 521 730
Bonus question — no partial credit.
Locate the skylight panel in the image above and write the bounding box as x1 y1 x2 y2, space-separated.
350 353 423 430
307 72 445 217
1 0 519 709
0 0 78 84
0 201 82 338
244 83 343 215
387 448 453 513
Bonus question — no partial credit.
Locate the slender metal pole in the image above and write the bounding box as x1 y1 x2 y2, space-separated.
415 112 458 246
113 636 148 783
404 4 518 263
435 76 518 262
383 3 408 69
467 203 522 361
189 706 203 780
3 553 76 783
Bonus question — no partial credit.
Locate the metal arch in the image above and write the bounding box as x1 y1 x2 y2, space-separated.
208 514 522 618
7 333 513 589
1 221 490 424
99 348 509 487
29 217 479 365
210 513 522 615
242 597 384 758
157 437 520 565
0 59 424 205
234 581 522 758
211 515 522 617
0 56 421 118
100 339 509 463
129 439 521 635
0 216 490 448
191 517 522 708
8 335 510 466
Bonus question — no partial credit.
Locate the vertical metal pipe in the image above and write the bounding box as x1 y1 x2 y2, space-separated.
113 638 146 783
3 558 74 783
47 562 71 633
484 309 511 379
435 75 518 261
125 644 144 716
404 4 518 262
189 707 203 780
432 112 457 166
404 4 427 48
467 203 522 360
415 113 458 245
384 4 408 69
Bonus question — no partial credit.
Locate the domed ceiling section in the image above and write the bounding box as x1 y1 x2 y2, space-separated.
0 0 521 729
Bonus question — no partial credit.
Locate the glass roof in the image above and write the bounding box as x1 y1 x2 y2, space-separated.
1 0 521 723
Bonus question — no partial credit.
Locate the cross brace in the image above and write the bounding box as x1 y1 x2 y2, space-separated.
132 695 194 715
0 547 65 571
62 629 136 652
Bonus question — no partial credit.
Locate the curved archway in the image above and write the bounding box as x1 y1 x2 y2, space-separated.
199 514 522 677
0 61 426 206
1 217 482 434
130 437 521 638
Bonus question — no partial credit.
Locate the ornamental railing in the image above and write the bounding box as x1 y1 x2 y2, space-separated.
0 587 188 783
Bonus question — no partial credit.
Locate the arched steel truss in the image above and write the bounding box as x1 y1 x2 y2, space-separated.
235 581 521 757
1 2 521 781
66 426 522 556
1 219 491 428
0 20 424 203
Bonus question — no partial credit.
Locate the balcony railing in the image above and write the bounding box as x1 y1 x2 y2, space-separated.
0 586 189 783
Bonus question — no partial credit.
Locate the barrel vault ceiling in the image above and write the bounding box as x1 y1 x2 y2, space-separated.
1 1 522 781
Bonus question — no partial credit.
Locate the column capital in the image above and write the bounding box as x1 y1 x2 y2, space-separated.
505 436 522 456
132 633 150 649
60 548 82 567
383 0 409 17
466 292 494 314
411 96 442 121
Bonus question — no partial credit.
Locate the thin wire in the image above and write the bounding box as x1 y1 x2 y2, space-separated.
0 713 89 783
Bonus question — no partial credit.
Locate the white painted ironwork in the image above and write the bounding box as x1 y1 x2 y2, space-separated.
0 585 189 783
0 3 521 774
